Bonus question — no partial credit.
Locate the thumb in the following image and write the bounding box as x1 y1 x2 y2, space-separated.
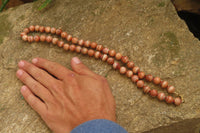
71 57 97 76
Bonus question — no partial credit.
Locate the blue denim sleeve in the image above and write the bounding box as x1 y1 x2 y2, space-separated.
71 119 128 133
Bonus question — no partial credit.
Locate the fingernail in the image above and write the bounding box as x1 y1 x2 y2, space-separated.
32 58 38 64
18 61 24 67
72 57 81 64
17 69 23 76
21 86 27 92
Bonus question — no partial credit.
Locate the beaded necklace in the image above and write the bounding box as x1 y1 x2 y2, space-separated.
20 25 184 106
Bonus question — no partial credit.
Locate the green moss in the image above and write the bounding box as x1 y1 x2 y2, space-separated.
0 14 10 45
158 2 165 7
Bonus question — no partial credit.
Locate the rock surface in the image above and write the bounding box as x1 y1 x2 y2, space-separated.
0 0 200 132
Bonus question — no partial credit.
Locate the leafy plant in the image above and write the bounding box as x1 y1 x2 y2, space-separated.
0 0 9 12
38 0 52 11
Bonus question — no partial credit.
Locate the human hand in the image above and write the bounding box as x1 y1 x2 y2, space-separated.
16 57 116 133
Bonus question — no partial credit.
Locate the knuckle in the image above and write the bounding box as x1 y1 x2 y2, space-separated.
52 84 63 92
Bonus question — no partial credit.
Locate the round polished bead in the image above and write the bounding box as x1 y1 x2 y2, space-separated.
174 97 182 106
119 67 127 74
113 62 120 69
165 96 174 104
107 57 114 65
69 44 76 52
127 61 134 68
161 81 168 88
40 35 46 42
121 56 129 64
102 47 109 54
143 86 151 94
138 71 145 79
167 86 175 93
115 53 122 60
45 26 51 33
88 49 95 57
39 26 45 32
145 75 153 82
91 42 97 49
61 32 67 38
29 25 35 32
78 39 84 46
23 28 29 34
34 35 40 42
108 50 116 57
101 54 108 61
126 70 133 78
63 44 70 51
131 75 139 83
57 41 64 47
132 66 140 74
28 36 34 42
72 37 78 44
35 25 40 32
81 47 88 55
52 38 58 45
84 40 91 47
137 80 144 88
157 92 166 101
66 35 72 41
75 46 82 53
22 35 28 41
51 27 56 34
20 32 26 37
94 51 101 59
96 45 103 51
56 29 62 35
153 77 161 85
150 89 158 97
46 36 52 43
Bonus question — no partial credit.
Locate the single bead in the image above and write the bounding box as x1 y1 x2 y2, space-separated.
157 92 166 101
107 57 114 65
167 86 175 93
56 29 62 35
101 54 108 61
63 44 70 51
57 41 64 47
91 42 97 49
143 86 151 94
153 77 161 85
113 62 120 69
165 96 174 104
75 46 82 53
84 40 91 47
45 26 51 33
52 38 59 45
51 27 56 34
145 75 153 82
34 35 40 42
127 61 134 68
78 39 84 46
35 25 40 32
46 36 52 43
72 37 78 44
69 44 76 52
115 53 122 60
174 97 182 106
119 67 127 74
66 35 72 41
150 89 158 97
126 70 133 78
96 45 103 51
136 80 144 88
22 35 28 41
27 36 34 42
161 81 168 88
20 32 26 37
132 66 140 74
138 71 145 79
81 47 88 55
23 28 29 34
29 25 35 32
88 49 95 57
131 75 139 83
40 35 46 42
108 50 116 57
94 51 101 59
39 26 45 32
61 32 67 38
102 47 109 54
121 56 129 64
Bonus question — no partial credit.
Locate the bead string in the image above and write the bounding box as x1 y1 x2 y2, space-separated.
20 25 184 106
